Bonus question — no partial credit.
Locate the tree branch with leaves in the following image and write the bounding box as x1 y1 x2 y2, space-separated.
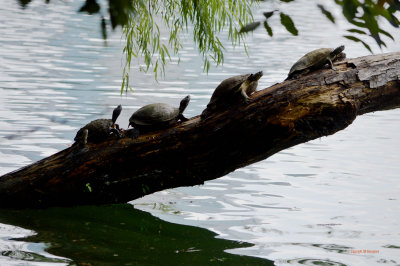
18 0 400 91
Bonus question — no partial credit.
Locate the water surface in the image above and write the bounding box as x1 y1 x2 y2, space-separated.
0 0 399 265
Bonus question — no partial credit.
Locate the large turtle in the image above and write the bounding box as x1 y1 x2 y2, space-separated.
74 105 122 145
201 71 263 119
286 45 345 80
128 95 190 132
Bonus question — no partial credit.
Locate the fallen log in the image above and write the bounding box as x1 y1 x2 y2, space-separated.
1 52 399 208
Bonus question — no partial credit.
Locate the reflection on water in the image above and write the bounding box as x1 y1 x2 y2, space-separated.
1 0 400 265
0 205 272 265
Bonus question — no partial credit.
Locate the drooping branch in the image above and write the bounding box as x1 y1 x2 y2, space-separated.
1 52 399 208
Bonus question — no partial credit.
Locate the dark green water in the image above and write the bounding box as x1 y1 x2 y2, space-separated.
0 205 273 265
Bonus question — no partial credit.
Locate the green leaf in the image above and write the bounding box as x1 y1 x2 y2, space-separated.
108 0 134 29
342 0 358 21
79 0 100 15
388 0 400 11
263 21 273 37
347 18 366 28
317 4 335 23
280 13 298 35
141 184 150 194
120 76 125 94
360 41 373 53
380 7 400 28
343 35 362 42
101 16 107 40
86 183 92 193
379 28 394 40
362 6 383 46
239 21 261 33
263 11 275 19
347 28 367 34
344 35 372 53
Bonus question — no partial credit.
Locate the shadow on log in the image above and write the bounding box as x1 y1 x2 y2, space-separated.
1 52 400 208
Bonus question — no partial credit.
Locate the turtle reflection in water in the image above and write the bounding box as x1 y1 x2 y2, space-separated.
201 71 263 119
127 95 191 136
286 45 345 80
74 105 123 146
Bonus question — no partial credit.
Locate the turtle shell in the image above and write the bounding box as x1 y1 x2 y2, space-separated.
208 74 251 105
74 118 113 143
288 48 333 77
129 103 179 126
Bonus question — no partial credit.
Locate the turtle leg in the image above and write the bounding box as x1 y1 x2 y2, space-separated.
327 59 335 70
178 113 189 122
109 125 122 138
240 86 251 103
125 128 140 139
287 69 307 80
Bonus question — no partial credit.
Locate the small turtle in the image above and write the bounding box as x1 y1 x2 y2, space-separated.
201 71 263 119
128 95 191 133
74 118 114 145
286 45 345 80
74 105 123 145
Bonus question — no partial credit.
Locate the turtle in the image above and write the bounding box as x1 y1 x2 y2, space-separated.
286 45 345 80
74 118 114 145
201 71 263 119
74 105 123 145
128 95 191 133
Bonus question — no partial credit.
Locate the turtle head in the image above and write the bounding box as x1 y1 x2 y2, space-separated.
112 104 122 124
249 71 263 82
179 95 191 113
331 45 345 57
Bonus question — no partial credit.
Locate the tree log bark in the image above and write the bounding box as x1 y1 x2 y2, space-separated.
1 52 400 208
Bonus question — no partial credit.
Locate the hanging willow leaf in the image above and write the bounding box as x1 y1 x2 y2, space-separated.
342 0 358 21
381 8 400 28
317 4 335 23
388 0 400 11
109 0 134 29
101 16 107 40
347 18 366 28
264 21 273 37
17 0 32 8
379 28 394 40
347 28 367 34
280 13 298 35
239 21 261 33
263 11 275 19
361 5 386 47
79 0 100 14
344 35 372 53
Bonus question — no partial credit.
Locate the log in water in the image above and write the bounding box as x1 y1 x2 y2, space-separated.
1 52 399 208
